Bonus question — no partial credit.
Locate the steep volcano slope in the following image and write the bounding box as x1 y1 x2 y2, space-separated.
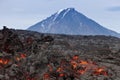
28 8 120 37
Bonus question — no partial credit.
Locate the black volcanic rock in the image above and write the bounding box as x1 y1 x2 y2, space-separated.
0 27 24 54
0 27 120 80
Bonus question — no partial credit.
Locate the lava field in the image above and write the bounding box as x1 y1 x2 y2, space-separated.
0 27 120 80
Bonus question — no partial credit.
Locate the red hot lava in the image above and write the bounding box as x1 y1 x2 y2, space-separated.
16 53 26 61
0 58 10 65
20 53 26 59
43 55 109 80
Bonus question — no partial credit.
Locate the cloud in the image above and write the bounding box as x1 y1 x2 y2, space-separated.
108 6 120 11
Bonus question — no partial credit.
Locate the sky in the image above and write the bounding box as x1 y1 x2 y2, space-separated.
0 0 120 33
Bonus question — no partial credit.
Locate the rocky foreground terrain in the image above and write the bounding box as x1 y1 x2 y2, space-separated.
0 27 120 80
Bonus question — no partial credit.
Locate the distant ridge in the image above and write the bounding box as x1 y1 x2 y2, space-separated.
27 8 120 38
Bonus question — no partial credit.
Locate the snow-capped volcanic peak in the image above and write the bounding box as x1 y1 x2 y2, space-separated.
53 8 76 21
27 8 120 38
56 9 64 15
60 8 73 16
56 8 74 15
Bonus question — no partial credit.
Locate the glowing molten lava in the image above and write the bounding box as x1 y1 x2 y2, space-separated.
16 57 20 61
43 73 50 80
94 67 108 76
70 60 78 69
72 55 79 60
20 53 26 59
79 60 88 65
57 67 63 72
16 53 27 61
43 55 109 79
59 73 64 77
0 58 10 65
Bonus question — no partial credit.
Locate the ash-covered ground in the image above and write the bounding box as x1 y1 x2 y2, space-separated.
0 27 120 80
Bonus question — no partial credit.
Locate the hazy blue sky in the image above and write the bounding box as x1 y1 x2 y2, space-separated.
0 0 120 33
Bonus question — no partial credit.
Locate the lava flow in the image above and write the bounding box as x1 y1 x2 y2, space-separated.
16 53 26 61
43 55 109 80
0 58 10 65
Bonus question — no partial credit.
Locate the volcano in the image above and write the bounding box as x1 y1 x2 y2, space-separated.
27 8 120 37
